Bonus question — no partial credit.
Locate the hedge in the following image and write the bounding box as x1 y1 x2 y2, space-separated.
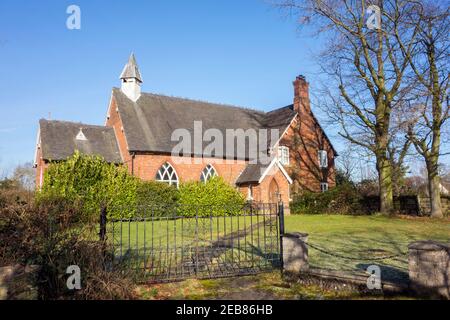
290 184 363 215
37 151 138 222
178 177 246 217
37 153 247 220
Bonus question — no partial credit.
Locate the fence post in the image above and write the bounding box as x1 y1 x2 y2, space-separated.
278 201 285 272
99 206 109 270
99 206 107 242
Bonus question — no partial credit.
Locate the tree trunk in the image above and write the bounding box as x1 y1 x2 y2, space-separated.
375 111 394 215
427 160 443 218
377 156 394 215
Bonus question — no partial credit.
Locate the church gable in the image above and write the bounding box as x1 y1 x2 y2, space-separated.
37 119 122 164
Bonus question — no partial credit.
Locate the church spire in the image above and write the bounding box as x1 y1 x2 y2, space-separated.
120 53 143 83
120 53 143 101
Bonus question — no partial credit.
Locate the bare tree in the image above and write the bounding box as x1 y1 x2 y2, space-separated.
276 0 420 214
12 162 36 191
440 164 450 191
336 144 359 181
398 2 449 218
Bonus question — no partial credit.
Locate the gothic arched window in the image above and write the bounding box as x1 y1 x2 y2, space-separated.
200 164 217 183
155 162 179 187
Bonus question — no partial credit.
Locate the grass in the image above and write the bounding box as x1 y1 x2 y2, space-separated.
110 213 450 284
285 214 450 281
108 214 280 278
136 271 414 300
109 215 266 247
127 213 450 300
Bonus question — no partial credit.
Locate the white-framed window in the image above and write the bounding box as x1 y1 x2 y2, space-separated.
318 150 328 168
278 146 289 166
200 164 217 183
320 182 329 193
155 162 179 187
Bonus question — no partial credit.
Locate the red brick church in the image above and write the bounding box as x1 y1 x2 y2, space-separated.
34 54 336 207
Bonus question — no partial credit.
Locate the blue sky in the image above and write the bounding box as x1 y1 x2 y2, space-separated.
0 0 333 175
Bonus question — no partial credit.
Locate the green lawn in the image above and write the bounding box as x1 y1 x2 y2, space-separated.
108 214 450 283
285 214 450 281
108 214 275 251
107 214 280 277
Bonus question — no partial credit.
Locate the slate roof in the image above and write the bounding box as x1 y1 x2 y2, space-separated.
39 119 122 163
112 88 298 160
235 162 270 185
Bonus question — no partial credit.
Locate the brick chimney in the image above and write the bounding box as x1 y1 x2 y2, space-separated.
293 75 311 115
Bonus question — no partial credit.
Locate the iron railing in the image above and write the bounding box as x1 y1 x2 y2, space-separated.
102 203 283 282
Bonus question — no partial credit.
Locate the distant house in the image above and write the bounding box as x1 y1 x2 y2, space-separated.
34 54 336 207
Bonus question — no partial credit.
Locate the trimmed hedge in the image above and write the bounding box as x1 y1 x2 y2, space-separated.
135 180 179 217
37 153 247 219
178 177 246 217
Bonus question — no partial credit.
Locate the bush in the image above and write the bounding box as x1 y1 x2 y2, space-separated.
133 180 179 217
290 184 363 215
37 151 138 222
0 202 136 299
0 177 33 208
178 177 246 217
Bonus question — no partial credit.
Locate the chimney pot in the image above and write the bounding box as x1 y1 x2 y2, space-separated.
293 74 311 114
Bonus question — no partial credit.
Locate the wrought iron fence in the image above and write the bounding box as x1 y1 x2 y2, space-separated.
102 203 282 282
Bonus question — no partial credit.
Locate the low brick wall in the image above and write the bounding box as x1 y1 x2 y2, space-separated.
417 195 450 216
408 241 450 299
362 195 450 216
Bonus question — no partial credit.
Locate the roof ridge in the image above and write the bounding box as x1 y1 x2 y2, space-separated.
40 119 110 129
112 87 294 115
266 104 295 115
139 90 266 115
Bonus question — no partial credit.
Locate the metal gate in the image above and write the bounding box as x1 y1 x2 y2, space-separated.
103 203 283 282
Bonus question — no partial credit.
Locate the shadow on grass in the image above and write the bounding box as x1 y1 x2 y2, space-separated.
356 263 409 284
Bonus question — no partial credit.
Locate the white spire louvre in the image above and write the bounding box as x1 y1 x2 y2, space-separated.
76 128 87 141
120 53 143 101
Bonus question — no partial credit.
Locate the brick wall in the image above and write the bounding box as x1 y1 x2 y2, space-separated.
279 76 336 193
130 154 291 206
105 95 133 173
131 153 247 184
34 145 49 189
418 195 450 216
361 195 450 216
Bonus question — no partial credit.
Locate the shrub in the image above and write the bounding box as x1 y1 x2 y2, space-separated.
0 177 33 208
37 151 138 222
290 184 362 215
178 177 246 217
118 180 180 218
0 202 136 300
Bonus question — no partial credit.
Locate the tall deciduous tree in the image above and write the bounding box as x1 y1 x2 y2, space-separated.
12 162 35 191
277 0 420 214
400 2 449 218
